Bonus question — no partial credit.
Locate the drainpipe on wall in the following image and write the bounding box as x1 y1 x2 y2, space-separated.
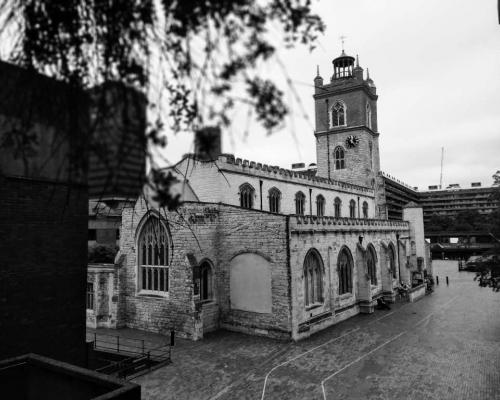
259 180 263 210
285 215 294 338
326 98 330 180
396 233 401 285
357 196 360 218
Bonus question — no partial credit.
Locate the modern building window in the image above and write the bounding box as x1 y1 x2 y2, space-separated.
331 101 346 127
86 282 94 310
349 199 356 218
138 216 169 294
367 245 377 285
304 249 324 307
268 187 281 214
338 247 353 295
200 260 213 302
362 201 368 219
295 191 306 215
316 195 325 217
239 183 254 209
334 197 342 217
334 146 345 170
366 102 372 129
389 245 397 279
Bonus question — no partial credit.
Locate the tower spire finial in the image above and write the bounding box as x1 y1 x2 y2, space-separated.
366 68 370 79
356 54 359 67
316 64 320 77
339 35 347 53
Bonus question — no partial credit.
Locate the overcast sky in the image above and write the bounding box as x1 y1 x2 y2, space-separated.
162 0 500 190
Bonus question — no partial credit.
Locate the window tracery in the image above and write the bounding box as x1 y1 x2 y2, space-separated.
138 216 169 293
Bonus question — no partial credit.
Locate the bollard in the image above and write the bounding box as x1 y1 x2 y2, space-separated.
436 276 439 285
170 329 175 347
446 276 449 285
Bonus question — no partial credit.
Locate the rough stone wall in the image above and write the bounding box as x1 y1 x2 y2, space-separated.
0 177 88 365
313 87 376 133
173 156 376 218
316 130 380 189
403 205 427 272
201 302 219 333
118 200 291 340
86 264 118 329
288 216 409 339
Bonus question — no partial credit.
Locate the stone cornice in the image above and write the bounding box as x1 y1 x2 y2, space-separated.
314 125 379 138
290 215 409 234
313 83 378 101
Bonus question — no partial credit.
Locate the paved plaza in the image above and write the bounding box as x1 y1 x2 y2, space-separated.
92 261 500 399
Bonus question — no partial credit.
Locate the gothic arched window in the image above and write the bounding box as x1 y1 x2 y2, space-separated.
334 146 345 170
338 247 353 295
388 244 397 279
239 183 254 209
349 199 356 218
138 216 170 293
366 102 372 129
331 101 346 127
316 194 325 217
200 260 213 302
268 187 281 214
362 201 369 219
304 249 324 306
334 197 342 217
367 245 377 285
295 191 306 215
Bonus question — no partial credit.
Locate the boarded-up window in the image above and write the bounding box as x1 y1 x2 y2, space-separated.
230 253 271 313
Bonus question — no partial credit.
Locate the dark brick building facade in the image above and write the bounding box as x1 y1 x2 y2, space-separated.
0 61 89 365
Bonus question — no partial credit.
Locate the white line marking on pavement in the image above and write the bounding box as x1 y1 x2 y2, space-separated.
320 331 407 400
415 295 459 326
260 328 360 400
367 311 394 325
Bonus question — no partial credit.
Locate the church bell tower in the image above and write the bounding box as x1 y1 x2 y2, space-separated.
314 50 380 190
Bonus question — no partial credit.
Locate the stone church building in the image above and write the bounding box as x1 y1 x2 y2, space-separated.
88 51 430 341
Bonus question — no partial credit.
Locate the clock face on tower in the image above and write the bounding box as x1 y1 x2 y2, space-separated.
345 135 359 148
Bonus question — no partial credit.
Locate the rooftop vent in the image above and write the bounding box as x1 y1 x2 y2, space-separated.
446 184 460 189
292 163 305 170
471 182 481 187
428 185 439 190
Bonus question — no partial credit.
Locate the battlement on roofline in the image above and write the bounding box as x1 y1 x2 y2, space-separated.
183 153 375 196
290 215 409 232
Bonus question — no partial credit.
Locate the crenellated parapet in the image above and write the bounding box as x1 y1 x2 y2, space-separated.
213 153 374 196
290 215 409 233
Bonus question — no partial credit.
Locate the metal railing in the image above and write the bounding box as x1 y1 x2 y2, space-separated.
90 332 171 378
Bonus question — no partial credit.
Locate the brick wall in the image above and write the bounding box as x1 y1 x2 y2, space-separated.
0 176 88 365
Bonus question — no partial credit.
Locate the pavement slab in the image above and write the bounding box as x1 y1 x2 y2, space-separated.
89 261 500 400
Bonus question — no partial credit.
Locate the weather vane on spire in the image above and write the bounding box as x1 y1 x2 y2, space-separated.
339 35 347 52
